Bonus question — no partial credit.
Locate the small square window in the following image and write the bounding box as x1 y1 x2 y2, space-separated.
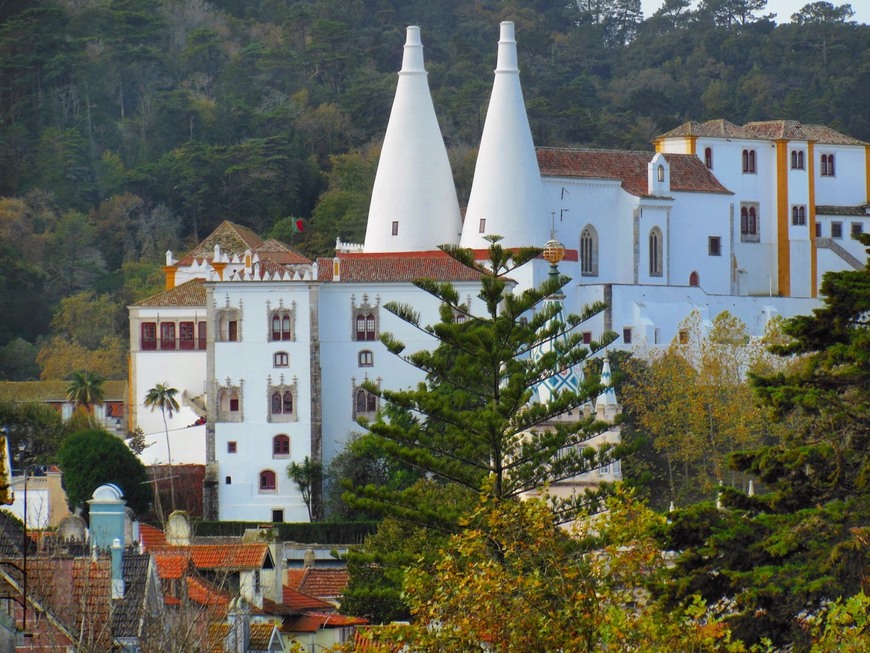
227 441 237 453
851 222 863 236
271 509 284 523
229 398 239 412
391 221 398 236
708 236 721 256
274 352 289 367
622 328 632 344
831 222 843 239
358 350 373 367
582 332 592 345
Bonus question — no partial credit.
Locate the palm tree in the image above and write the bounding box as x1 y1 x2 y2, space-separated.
287 456 322 521
144 383 180 511
65 370 105 412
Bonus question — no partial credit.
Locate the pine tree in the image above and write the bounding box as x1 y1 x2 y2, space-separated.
347 237 619 528
660 234 870 649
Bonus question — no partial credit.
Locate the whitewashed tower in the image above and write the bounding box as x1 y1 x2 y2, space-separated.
461 21 548 251
364 26 462 253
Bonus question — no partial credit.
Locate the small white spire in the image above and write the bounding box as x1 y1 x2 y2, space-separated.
596 354 618 409
461 22 548 251
748 479 755 497
365 26 462 253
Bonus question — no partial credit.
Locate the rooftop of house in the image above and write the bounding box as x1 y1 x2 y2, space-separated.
133 278 206 308
285 568 350 603
536 148 732 197
175 221 311 268
150 543 274 571
283 611 367 633
316 250 487 283
657 119 866 145
0 380 127 403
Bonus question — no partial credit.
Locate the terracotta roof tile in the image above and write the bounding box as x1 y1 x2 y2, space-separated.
138 523 167 551
281 587 335 612
254 239 312 265
657 119 750 139
152 552 190 580
537 148 731 197
176 222 264 266
286 568 350 602
0 380 127 402
133 278 207 308
150 543 272 571
187 575 231 607
284 612 367 633
316 251 485 282
816 205 870 216
659 119 865 145
249 623 279 649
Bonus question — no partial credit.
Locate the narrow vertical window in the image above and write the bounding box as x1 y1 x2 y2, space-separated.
141 323 157 351
160 323 176 350
479 218 486 234
197 321 207 350
704 147 712 169
579 226 598 276
391 221 399 236
179 322 195 350
649 227 663 277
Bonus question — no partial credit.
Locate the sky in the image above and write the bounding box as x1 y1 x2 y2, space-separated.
639 0 870 25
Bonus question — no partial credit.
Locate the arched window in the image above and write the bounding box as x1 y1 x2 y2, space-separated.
797 150 804 169
353 387 378 418
689 271 700 287
282 391 293 414
792 206 806 226
748 150 756 173
742 149 749 172
579 226 598 277
742 149 756 173
355 314 366 340
225 476 232 485
218 386 241 422
821 153 835 177
791 151 797 168
269 309 294 341
365 314 376 340
704 147 713 169
271 392 282 414
358 350 373 367
259 470 277 491
269 386 296 419
741 203 760 241
649 227 663 277
273 434 290 457
657 164 665 182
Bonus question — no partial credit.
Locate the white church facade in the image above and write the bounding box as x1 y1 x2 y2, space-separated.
128 22 868 522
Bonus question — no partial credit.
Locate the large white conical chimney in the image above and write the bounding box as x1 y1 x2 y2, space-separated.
461 22 548 251
364 26 462 253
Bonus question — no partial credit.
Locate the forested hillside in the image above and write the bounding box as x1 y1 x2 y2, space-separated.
0 0 866 379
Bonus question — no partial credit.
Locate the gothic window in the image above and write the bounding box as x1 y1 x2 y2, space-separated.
268 380 297 423
273 434 290 458
579 225 598 277
689 271 700 286
649 227 663 277
791 150 805 170
821 153 835 177
742 149 756 173
351 295 379 342
216 307 241 342
160 323 176 350
740 204 760 242
259 470 277 492
141 322 157 351
352 380 379 419
217 385 242 422
179 321 195 350
269 307 294 342
704 147 713 169
792 206 806 226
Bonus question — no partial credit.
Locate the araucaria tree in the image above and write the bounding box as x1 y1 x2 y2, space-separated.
144 382 180 511
351 238 619 526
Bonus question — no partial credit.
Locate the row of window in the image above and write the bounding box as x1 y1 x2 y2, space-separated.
215 385 379 421
273 350 375 368
226 434 290 458
826 221 863 239
581 225 665 278
141 321 207 351
702 147 833 176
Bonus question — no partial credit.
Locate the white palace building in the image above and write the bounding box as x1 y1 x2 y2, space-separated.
128 22 869 522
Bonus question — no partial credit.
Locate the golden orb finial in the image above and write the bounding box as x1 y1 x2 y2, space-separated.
542 239 566 265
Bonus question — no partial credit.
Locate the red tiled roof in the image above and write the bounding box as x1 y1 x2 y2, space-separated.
282 587 335 612
317 251 485 282
187 576 231 607
658 119 866 146
254 239 312 265
150 543 272 571
152 552 189 580
249 623 279 649
286 568 350 602
176 221 264 266
284 612 367 633
133 278 207 307
138 523 167 551
537 148 731 197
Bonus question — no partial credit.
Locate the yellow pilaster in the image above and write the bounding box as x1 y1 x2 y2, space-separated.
809 142 817 298
865 144 870 204
776 140 790 297
162 265 177 290
687 136 697 156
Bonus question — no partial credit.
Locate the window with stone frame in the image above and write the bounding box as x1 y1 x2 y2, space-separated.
217 382 243 422
216 299 242 342
352 377 380 419
649 227 663 277
351 294 379 342
268 377 298 423
267 300 296 342
580 225 598 276
358 350 374 367
740 203 760 242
